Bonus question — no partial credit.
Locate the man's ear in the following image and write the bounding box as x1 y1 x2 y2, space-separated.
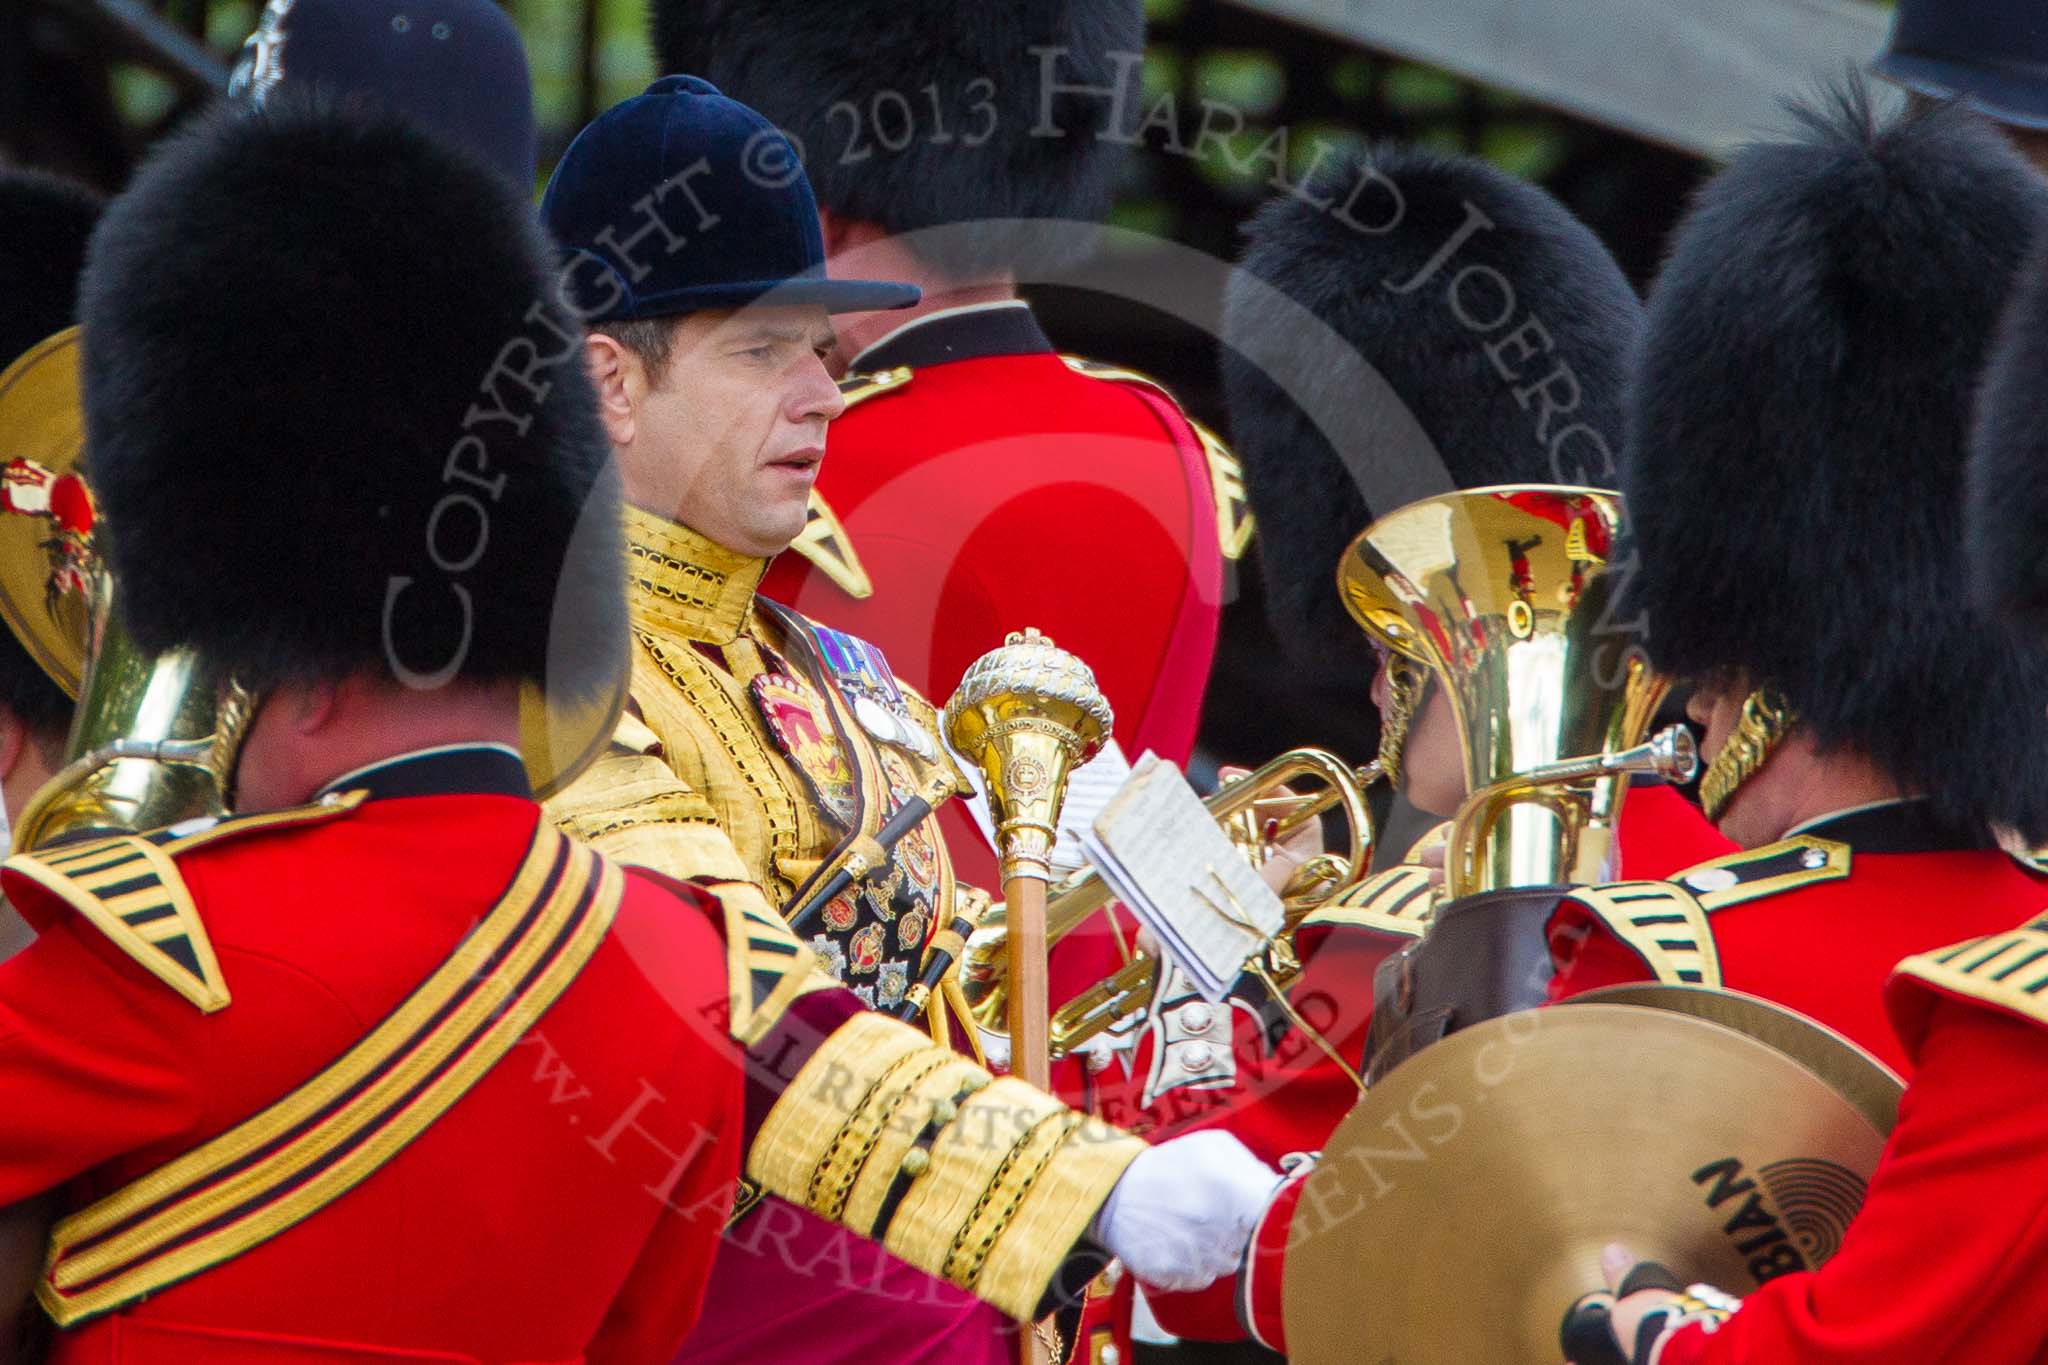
584 332 641 449
279 680 343 739
0 710 27 785
817 207 850 257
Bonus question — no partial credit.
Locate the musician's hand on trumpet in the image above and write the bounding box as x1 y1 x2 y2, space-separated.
1406 822 1449 889
1218 763 1328 896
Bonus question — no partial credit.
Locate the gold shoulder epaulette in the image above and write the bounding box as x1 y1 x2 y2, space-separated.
3 791 369 1014
1566 881 1722 988
1300 864 1439 941
1564 837 1851 989
1891 913 2048 1033
1662 836 1852 910
1059 354 1255 561
789 488 874 601
548 714 725 850
838 365 913 407
694 878 834 1045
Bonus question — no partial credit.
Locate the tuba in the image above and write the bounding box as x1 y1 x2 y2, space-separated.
0 329 244 850
10 568 248 850
1341 485 1696 1075
8 572 622 851
0 328 624 853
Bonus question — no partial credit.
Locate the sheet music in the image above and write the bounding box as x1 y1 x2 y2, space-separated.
1079 754 1287 1001
955 737 1133 876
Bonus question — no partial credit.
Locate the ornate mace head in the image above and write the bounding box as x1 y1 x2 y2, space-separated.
942 628 1112 882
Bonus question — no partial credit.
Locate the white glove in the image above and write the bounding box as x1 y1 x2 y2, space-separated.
1092 1131 1283 1292
1071 1027 1140 1074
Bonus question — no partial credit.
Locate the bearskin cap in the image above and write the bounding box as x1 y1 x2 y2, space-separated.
1625 84 2048 838
0 169 102 373
1220 144 1642 680
0 169 102 737
650 0 1143 277
1969 246 2048 629
78 99 623 703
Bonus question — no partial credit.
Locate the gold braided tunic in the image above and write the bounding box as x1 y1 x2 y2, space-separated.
550 506 964 1016
544 508 1144 1329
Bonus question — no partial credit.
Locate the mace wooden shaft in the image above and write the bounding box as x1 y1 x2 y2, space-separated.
1002 874 1052 1093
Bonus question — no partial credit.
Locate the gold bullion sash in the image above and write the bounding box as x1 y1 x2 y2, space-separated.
38 824 621 1327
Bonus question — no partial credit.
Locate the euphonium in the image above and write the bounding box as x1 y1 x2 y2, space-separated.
0 328 243 852
11 566 248 850
1338 484 1685 894
958 747 1380 1058
1339 485 1697 1075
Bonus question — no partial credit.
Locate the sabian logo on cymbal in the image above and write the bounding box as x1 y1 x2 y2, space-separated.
1693 1155 1867 1283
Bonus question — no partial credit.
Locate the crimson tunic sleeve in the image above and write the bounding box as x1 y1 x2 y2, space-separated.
1654 1000 2048 1363
0 916 202 1205
585 1023 744 1362
1545 899 1658 1003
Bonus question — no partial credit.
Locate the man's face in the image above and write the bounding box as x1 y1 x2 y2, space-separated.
1373 652 1463 818
615 303 845 557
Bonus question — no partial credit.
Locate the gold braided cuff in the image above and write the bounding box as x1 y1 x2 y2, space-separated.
903 1077 1141 1320
748 1013 1144 1321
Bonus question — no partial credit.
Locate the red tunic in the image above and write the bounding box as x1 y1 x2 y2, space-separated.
0 750 743 1364
759 301 1226 904
1650 921 2048 1363
1615 783 1735 878
1550 800 2048 1074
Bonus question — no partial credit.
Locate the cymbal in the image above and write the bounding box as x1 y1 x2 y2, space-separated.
1282 1003 1891 1365
1569 983 1903 1136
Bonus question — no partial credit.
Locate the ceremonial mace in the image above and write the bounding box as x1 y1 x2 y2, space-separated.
943 629 1112 1092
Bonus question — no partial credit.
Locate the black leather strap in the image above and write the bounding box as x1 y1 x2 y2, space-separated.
1365 884 1567 1082
869 1081 984 1241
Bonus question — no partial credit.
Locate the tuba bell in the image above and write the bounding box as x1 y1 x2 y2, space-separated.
10 566 249 850
1340 484 1697 1075
0 327 242 850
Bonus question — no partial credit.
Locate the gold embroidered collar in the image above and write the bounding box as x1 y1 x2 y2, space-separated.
623 505 769 646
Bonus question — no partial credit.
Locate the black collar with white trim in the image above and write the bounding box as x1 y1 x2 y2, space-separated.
850 300 1051 371
1789 797 1993 855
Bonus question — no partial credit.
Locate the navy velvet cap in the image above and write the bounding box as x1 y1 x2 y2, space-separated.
1875 0 2048 129
229 0 538 189
542 76 920 323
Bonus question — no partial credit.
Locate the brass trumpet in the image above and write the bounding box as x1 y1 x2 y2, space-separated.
958 747 1381 1058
